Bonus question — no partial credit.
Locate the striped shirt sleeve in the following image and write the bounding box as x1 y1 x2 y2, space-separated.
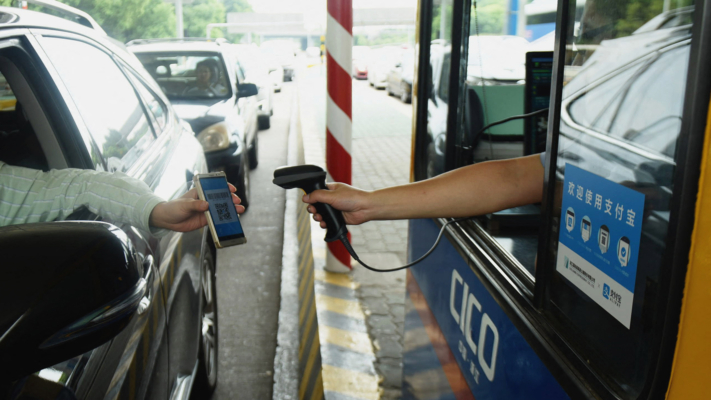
0 161 165 233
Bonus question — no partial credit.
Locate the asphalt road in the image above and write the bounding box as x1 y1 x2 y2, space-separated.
209 83 293 400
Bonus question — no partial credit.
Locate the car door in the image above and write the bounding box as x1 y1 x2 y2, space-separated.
233 56 257 147
122 61 213 395
29 31 172 399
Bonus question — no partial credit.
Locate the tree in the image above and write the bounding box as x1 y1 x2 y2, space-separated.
26 0 175 42
223 0 252 14
471 0 505 35
183 0 226 38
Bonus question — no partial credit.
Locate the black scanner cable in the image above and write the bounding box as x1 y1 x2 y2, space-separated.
338 218 470 272
273 109 550 272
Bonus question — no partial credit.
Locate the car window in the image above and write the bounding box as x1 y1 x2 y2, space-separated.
608 45 688 157
134 52 231 100
0 69 50 171
41 38 154 173
567 62 644 128
128 71 168 133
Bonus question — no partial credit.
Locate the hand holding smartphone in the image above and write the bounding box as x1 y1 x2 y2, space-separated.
194 172 247 248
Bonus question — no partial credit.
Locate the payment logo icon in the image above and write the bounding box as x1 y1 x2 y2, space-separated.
617 236 631 267
603 283 610 300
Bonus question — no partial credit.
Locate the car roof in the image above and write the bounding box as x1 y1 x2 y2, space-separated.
0 7 101 37
127 40 226 54
0 7 173 109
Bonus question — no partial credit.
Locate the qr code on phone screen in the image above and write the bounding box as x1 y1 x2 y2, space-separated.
215 202 232 221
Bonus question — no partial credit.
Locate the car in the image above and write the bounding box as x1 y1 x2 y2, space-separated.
352 45 371 79
367 45 403 89
0 6 219 400
229 44 275 130
260 39 297 82
127 39 260 208
559 21 691 204
466 35 528 85
386 48 415 103
265 55 285 92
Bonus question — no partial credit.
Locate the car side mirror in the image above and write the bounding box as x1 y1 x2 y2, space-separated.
0 221 145 383
237 83 259 99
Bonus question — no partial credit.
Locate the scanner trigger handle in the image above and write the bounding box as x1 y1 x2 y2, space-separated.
272 165 349 242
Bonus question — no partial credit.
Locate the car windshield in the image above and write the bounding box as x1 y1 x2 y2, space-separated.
135 52 231 100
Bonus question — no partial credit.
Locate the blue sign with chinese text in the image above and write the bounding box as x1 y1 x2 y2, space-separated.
556 164 645 328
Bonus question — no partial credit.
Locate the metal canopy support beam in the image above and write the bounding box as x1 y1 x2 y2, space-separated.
206 21 309 39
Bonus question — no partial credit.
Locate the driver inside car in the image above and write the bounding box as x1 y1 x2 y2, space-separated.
183 59 227 97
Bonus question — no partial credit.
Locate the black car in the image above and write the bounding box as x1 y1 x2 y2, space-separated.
0 7 219 399
128 39 260 209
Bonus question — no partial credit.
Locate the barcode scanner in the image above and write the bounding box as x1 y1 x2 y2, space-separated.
273 164 467 273
273 165 348 242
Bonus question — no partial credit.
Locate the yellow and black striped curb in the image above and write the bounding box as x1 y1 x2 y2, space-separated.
296 197 325 400
313 267 380 400
289 75 381 400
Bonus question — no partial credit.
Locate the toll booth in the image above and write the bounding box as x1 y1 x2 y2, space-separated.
404 0 711 399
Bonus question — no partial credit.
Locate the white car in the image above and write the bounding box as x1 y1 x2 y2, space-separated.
368 46 404 89
230 44 275 129
467 35 529 85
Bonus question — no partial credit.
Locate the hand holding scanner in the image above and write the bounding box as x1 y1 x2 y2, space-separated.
272 164 468 273
272 165 348 243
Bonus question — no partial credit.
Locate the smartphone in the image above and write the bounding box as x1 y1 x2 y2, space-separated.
194 172 246 248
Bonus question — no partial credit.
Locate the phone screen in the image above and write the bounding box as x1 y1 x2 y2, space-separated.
199 176 244 242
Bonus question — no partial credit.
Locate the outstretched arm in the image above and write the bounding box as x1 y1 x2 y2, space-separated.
303 154 544 228
0 161 243 234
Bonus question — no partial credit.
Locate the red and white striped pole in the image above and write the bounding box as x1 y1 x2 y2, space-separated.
325 0 353 273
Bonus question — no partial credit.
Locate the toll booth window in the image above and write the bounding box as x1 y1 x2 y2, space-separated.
544 0 694 397
452 9 549 281
420 0 454 180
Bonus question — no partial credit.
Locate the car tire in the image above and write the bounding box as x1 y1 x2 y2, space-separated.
258 114 271 130
401 83 411 104
236 160 250 210
249 133 259 169
387 85 393 96
193 250 218 397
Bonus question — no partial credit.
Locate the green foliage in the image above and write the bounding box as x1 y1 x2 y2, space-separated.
223 0 251 13
471 0 506 35
431 3 453 40
432 0 506 42
10 0 254 42
57 0 175 42
183 0 226 38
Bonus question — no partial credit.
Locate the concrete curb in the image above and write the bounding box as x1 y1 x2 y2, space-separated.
296 69 381 400
273 87 325 400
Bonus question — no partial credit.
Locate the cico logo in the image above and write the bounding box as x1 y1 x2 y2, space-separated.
449 269 500 382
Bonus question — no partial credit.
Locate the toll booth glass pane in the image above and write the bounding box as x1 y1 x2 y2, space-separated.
546 0 694 396
455 3 559 280
421 0 454 180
